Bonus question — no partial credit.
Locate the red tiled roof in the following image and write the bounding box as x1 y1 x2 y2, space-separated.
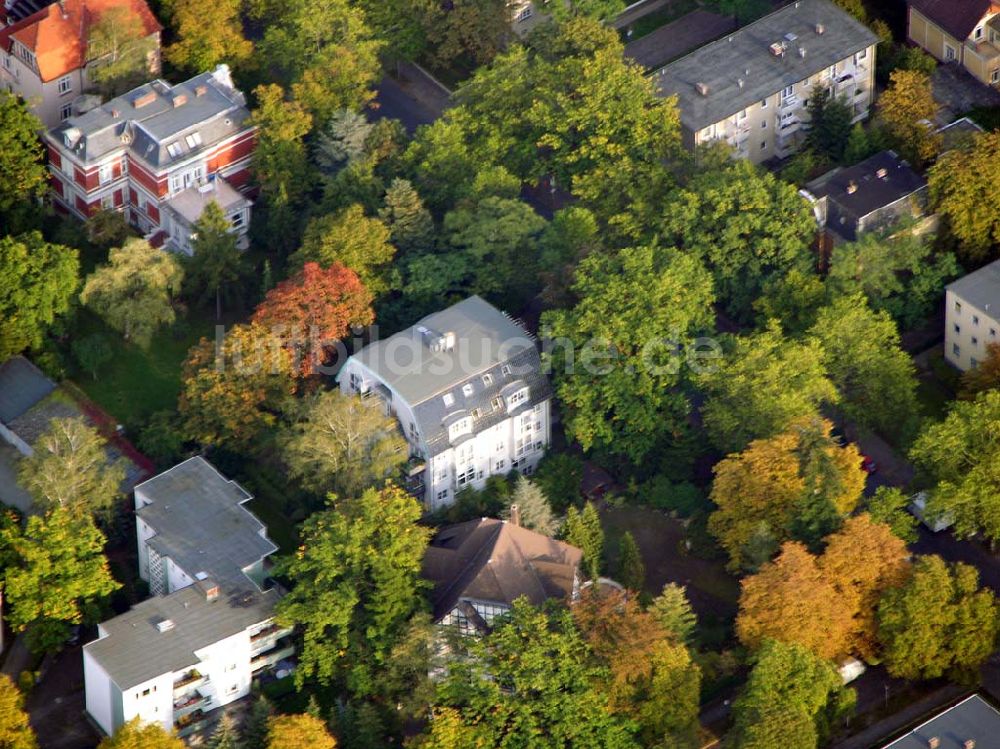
909 0 994 43
0 0 160 83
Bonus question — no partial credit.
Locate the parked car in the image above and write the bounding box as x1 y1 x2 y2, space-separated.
861 455 877 474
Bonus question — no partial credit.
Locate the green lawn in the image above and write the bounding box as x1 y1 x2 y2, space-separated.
66 308 220 431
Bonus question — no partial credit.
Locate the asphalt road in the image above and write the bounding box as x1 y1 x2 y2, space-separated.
369 73 442 134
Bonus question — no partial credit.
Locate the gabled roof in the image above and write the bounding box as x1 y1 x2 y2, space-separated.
422 518 582 626
0 0 160 83
908 0 993 43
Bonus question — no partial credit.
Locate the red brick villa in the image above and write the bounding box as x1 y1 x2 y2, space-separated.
44 64 255 252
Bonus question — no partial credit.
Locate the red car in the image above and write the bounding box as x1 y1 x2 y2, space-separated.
861 455 877 474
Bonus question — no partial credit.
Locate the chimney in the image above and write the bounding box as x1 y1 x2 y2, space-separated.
695 81 709 96
172 94 187 108
509 504 521 527
815 23 825 35
798 47 806 58
964 741 976 749
155 618 175 633
876 167 888 179
198 577 220 601
770 42 784 56
737 78 745 89
846 180 858 194
928 739 940 749
194 84 207 97
133 91 156 109
110 108 120 118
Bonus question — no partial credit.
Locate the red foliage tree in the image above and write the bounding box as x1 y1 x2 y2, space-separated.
252 261 374 376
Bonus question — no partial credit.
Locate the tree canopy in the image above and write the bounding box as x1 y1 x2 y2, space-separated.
97 719 184 749
876 69 940 166
0 674 37 749
0 91 47 228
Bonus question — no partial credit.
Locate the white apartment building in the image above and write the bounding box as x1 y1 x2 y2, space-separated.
84 458 293 738
337 296 552 511
945 259 1000 372
654 0 878 163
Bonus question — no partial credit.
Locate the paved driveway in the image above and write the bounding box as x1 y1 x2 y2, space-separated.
932 62 1000 123
624 9 736 71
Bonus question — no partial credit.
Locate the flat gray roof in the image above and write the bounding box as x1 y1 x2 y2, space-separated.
654 0 878 131
947 259 1000 315
135 457 276 587
882 695 1000 749
0 356 55 424
164 178 250 225
85 582 280 691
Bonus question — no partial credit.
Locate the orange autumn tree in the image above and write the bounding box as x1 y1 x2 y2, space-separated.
819 514 910 660
736 542 853 661
266 714 337 749
573 590 701 747
252 261 374 376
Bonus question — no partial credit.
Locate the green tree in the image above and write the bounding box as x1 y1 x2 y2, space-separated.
729 640 852 749
18 416 125 520
804 87 854 162
543 247 715 463
416 0 508 70
378 178 435 255
696 324 837 453
0 674 37 749
0 93 46 230
843 123 875 164
703 0 771 23
97 719 184 749
825 232 959 328
867 487 919 543
430 600 638 749
84 209 130 248
282 390 407 499
86 7 157 97
276 484 430 697
616 531 645 593
206 715 240 749
753 268 826 336
810 295 919 439
315 109 373 174
506 476 558 536
0 232 79 359
909 391 1000 544
662 159 816 321
249 85 314 255
166 0 251 73
564 502 604 581
928 129 1000 261
243 697 274 749
650 583 697 645
538 206 601 306
878 555 999 681
290 205 396 295
533 452 584 512
876 69 941 166
80 238 183 348
185 202 246 320
402 119 478 217
2 508 120 654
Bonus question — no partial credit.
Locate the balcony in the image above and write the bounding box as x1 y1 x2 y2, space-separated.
175 709 211 738
250 624 295 655
251 638 295 673
964 38 1000 67
779 95 800 111
173 690 211 719
172 669 207 696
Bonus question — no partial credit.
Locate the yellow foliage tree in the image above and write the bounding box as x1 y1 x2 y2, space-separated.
266 714 337 749
736 542 854 660
98 719 184 749
877 69 941 166
0 674 36 749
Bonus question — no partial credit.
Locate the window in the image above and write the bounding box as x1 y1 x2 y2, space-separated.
782 85 794 99
101 194 113 209
827 65 836 78
496 442 504 452
945 43 957 61
972 358 979 368
760 141 767 151
955 301 962 313
501 364 512 376
974 315 980 325
230 211 245 229
437 489 449 501
226 684 238 695
991 328 997 338
514 4 532 22
972 336 979 346
855 48 867 62
507 387 529 409
737 109 747 121
471 408 481 419
225 663 237 672
141 688 151 697
185 132 202 149
760 98 768 108
993 69 1000 84
491 396 503 411
761 120 767 129
462 383 474 397
60 103 72 121
456 465 475 486
442 392 454 407
99 163 113 185
482 373 493 386
953 343 961 356
495 459 505 471
57 75 72 95
976 27 984 40
448 418 471 441
166 142 182 158
954 323 961 333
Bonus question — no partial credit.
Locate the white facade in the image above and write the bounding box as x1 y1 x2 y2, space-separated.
337 360 551 512
945 287 1000 372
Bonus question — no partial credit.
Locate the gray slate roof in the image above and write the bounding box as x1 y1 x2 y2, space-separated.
806 150 927 218
350 296 552 457
882 694 1000 749
947 259 1000 314
85 581 280 691
135 457 276 586
0 356 55 424
654 0 878 131
49 65 249 167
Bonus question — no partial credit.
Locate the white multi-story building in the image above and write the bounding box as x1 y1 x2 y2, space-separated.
945 259 1000 372
84 458 293 738
337 295 552 511
654 0 878 163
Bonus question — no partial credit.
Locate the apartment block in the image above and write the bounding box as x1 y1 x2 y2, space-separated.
337 296 552 511
84 458 292 738
907 0 1000 88
944 259 1000 372
44 64 254 252
654 0 878 163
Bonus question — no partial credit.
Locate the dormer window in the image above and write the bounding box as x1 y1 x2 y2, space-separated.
975 26 984 40
185 132 202 149
462 383 474 397
507 387 529 411
482 373 493 386
166 142 182 158
448 418 471 441
442 392 455 408
501 364 512 376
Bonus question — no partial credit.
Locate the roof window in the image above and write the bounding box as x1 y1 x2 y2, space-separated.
166 141 182 158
